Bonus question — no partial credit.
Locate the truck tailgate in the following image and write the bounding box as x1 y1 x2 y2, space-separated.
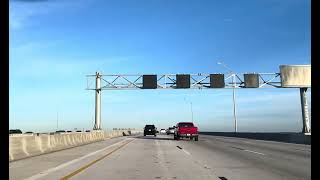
179 127 197 134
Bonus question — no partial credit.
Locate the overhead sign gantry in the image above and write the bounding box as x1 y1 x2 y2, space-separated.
86 65 311 134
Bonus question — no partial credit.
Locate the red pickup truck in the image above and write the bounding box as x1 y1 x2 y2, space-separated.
174 122 198 141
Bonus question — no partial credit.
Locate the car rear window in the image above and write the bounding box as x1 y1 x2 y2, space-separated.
178 123 194 127
145 125 155 129
9 129 22 134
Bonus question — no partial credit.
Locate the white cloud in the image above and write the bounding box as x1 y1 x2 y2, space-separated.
10 53 132 79
10 41 58 52
223 18 233 22
9 0 91 30
9 2 48 30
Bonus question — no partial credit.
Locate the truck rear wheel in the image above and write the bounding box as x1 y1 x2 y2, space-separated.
195 136 198 141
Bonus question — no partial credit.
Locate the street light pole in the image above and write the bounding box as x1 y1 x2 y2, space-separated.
217 61 238 133
56 111 59 131
190 102 194 123
184 98 194 123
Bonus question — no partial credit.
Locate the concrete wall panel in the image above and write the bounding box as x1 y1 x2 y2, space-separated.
9 130 141 162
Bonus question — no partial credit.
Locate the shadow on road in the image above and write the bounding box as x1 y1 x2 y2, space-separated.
135 135 195 141
135 136 174 141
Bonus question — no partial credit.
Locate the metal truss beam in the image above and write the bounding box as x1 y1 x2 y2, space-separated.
86 73 281 90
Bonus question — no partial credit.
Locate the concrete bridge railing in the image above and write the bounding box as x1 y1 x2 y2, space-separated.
9 130 140 162
199 132 311 145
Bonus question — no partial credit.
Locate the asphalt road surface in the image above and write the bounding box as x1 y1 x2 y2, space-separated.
9 134 311 180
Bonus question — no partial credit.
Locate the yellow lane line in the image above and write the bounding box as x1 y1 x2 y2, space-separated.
60 139 134 180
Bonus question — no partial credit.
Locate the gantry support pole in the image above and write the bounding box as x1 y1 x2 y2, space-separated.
300 88 311 134
94 72 102 130
232 73 237 133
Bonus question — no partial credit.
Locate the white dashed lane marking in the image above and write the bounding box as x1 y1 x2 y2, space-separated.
182 149 191 155
230 146 265 156
243 149 265 156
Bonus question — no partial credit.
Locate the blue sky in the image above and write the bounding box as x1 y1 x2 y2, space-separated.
9 0 311 133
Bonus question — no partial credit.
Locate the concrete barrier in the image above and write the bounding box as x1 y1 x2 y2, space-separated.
103 130 140 138
199 132 311 145
9 129 142 162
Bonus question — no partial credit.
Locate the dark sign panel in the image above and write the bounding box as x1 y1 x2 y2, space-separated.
176 74 190 88
244 74 259 88
143 75 157 89
210 74 225 88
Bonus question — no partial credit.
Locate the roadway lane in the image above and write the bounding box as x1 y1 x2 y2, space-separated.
10 134 310 180
9 136 129 180
175 134 311 180
66 135 220 180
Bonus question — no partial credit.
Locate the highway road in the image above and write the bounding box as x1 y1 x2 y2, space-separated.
9 134 311 180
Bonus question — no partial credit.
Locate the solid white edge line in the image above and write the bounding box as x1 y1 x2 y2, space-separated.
24 138 132 180
243 149 265 156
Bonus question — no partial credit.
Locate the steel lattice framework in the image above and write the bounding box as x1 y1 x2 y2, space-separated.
86 73 281 90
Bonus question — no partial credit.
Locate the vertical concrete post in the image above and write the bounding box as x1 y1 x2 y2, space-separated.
94 72 102 130
300 88 311 134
